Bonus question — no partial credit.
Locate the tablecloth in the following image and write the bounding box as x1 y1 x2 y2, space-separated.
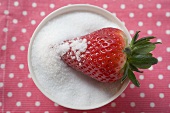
0 0 170 113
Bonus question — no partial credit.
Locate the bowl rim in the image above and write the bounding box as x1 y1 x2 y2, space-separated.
28 4 130 110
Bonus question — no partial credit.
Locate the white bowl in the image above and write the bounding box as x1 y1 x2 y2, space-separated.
28 4 131 110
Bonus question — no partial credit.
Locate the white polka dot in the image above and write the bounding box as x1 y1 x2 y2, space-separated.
0 82 4 88
147 12 152 18
54 103 59 106
16 101 21 107
138 21 143 26
12 36 17 42
166 30 170 35
1 45 6 50
35 101 40 106
12 19 18 24
14 1 19 6
130 84 135 88
148 66 153 70
3 27 8 32
10 55 15 60
26 92 32 97
102 4 108 9
120 4 125 9
156 21 161 26
166 12 170 17
167 65 170 70
166 47 170 52
147 30 152 35
121 112 125 113
129 12 134 18
40 12 45 16
4 10 9 15
159 93 164 98
140 92 145 98
129 30 134 34
149 84 154 89
50 4 55 8
6 111 10 113
111 102 116 107
25 111 30 113
139 75 144 80
138 4 143 9
44 111 49 113
130 102 135 107
28 73 32 78
168 84 170 88
7 92 13 97
9 73 14 78
102 112 106 113
21 28 27 33
158 74 163 80
156 4 161 9
19 64 24 69
18 82 23 88
156 39 162 43
0 64 5 69
32 2 37 7
157 57 162 62
0 102 2 106
22 11 27 16
150 102 155 107
120 93 125 98
31 20 36 25
63 112 68 113
20 46 25 51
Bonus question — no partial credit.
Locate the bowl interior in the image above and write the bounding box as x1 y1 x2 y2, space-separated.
28 4 131 110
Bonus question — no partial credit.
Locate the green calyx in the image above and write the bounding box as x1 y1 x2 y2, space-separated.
121 31 161 87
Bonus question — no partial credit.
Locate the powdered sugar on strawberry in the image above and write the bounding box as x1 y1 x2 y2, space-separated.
56 38 87 61
56 42 70 56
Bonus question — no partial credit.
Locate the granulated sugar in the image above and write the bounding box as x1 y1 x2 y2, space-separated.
57 38 88 61
31 11 123 108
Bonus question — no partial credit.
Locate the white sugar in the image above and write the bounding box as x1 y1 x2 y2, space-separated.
31 11 122 108
70 38 87 53
56 42 70 56
57 38 88 61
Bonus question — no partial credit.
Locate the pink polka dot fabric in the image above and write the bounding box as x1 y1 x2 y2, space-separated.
0 0 170 113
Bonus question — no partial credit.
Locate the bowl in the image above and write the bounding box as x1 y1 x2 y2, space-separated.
28 4 131 110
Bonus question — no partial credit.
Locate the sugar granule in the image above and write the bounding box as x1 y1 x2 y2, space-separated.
56 42 70 56
31 11 123 108
57 38 88 61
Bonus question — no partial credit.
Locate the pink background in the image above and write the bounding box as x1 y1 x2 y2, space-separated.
0 0 170 113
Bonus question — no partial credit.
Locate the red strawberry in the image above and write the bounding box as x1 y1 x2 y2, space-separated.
58 27 160 87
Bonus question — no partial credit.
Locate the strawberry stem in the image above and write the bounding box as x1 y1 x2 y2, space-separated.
123 47 131 57
122 31 161 87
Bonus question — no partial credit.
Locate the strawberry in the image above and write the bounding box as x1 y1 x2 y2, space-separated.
58 27 160 87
